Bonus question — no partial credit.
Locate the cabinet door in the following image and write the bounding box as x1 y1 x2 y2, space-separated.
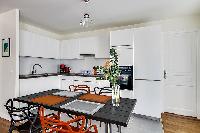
60 39 80 59
110 28 133 46
116 47 133 66
95 34 110 58
61 76 74 91
20 30 59 58
134 25 163 80
133 80 163 118
46 37 59 59
79 37 96 54
20 76 60 97
20 30 35 56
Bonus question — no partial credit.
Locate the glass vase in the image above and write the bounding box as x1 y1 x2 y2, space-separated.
112 85 120 107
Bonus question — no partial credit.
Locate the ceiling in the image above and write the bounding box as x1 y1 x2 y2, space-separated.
0 0 200 34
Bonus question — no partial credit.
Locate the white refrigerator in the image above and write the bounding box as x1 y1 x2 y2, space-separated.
133 25 163 118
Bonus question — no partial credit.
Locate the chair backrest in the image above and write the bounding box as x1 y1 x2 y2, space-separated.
39 107 85 133
94 87 112 95
39 107 98 133
69 85 90 93
5 99 29 124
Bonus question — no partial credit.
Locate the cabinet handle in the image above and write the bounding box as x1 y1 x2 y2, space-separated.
164 70 167 79
62 79 66 80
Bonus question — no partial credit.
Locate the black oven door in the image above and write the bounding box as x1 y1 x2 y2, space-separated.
119 74 133 90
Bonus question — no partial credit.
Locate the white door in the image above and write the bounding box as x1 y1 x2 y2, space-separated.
164 31 197 117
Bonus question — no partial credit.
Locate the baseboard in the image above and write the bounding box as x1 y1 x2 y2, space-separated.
165 107 196 117
0 112 10 121
132 113 160 122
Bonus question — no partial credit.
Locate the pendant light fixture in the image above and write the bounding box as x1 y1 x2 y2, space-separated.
80 0 94 27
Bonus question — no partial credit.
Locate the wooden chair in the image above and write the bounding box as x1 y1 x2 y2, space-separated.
4 99 41 133
39 106 98 133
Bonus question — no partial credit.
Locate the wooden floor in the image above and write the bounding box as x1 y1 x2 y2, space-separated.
1 113 200 133
161 112 200 133
0 117 10 133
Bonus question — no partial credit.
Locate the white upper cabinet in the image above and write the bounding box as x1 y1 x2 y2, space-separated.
20 30 60 59
20 30 34 57
79 37 97 54
110 28 134 46
95 34 110 58
60 39 81 59
61 35 110 59
134 25 163 80
116 46 133 66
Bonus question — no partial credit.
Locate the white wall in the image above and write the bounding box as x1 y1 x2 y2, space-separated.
0 9 19 120
19 57 60 75
20 22 60 40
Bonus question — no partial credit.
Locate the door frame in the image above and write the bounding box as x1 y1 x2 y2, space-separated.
197 31 200 119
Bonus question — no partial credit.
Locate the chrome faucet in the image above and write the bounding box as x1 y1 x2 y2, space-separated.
32 64 42 74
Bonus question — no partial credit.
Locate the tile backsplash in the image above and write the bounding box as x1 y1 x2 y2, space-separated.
19 57 106 75
61 57 106 73
19 57 60 75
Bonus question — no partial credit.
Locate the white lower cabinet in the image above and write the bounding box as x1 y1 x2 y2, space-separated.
60 76 74 91
133 80 163 118
60 76 110 93
20 76 61 97
120 90 134 99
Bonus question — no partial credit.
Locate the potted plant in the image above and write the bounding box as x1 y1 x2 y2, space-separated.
96 48 121 106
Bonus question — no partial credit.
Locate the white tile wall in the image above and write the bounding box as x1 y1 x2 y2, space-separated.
19 57 60 75
61 57 106 73
19 57 106 75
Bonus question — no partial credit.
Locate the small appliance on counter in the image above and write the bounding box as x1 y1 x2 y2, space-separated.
80 70 92 75
60 64 71 73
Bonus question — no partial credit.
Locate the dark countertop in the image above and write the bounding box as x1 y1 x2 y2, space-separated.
19 73 104 79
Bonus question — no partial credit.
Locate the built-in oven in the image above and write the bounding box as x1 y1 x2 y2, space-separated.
118 66 133 90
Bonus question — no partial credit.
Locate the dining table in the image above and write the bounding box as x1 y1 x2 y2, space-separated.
14 89 137 133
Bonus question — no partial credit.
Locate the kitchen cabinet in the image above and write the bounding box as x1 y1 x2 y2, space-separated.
95 34 110 58
20 30 60 59
133 25 163 118
133 80 163 118
61 35 109 59
110 28 134 46
20 30 35 57
20 76 61 97
79 37 96 54
60 76 74 91
60 39 81 59
134 25 163 80
79 35 109 58
116 46 133 66
121 90 134 99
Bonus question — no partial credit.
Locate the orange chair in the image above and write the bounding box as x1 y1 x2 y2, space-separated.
69 85 90 93
39 107 98 133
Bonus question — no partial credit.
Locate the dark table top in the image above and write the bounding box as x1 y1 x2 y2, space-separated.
14 89 136 127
